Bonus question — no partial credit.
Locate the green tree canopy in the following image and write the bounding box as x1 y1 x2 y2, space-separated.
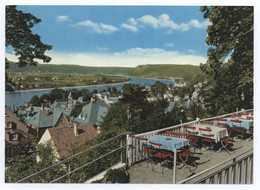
6 5 52 67
151 81 168 97
200 6 253 115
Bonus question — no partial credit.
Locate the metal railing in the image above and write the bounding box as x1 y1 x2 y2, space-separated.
178 148 253 184
16 132 131 183
15 109 253 183
127 109 253 168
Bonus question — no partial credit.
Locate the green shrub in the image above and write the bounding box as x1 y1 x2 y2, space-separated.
102 168 129 183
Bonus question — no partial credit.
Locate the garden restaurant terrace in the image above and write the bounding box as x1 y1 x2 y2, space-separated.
15 109 253 184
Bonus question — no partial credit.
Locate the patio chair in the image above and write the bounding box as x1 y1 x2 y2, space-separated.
165 131 190 139
248 128 253 140
199 128 215 154
218 137 233 154
185 125 199 136
177 149 197 172
231 120 245 139
202 121 214 125
148 141 172 173
135 137 156 165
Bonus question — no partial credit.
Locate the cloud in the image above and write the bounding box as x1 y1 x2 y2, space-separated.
57 15 69 21
164 43 174 47
189 19 211 28
121 14 210 33
188 49 196 53
42 48 206 68
74 20 118 34
121 23 138 32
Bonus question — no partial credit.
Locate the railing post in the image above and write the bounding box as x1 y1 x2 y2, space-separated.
120 137 123 163
68 160 71 183
173 148 177 184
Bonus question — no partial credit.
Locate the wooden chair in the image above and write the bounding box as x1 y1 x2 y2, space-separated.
135 137 156 165
185 125 199 136
202 121 214 125
177 149 197 172
199 128 215 153
165 131 190 138
218 137 233 154
149 141 172 173
231 120 245 139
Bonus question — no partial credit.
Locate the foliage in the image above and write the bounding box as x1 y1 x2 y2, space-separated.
5 140 62 183
6 61 133 75
102 168 129 183
70 102 88 117
8 72 129 91
30 95 40 106
128 64 206 81
151 81 168 97
200 6 253 115
6 6 52 67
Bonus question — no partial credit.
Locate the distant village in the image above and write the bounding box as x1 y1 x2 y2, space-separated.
5 79 208 162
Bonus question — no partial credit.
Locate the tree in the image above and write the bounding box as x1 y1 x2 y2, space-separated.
6 6 52 67
200 6 253 115
5 6 52 91
30 95 40 106
151 81 168 97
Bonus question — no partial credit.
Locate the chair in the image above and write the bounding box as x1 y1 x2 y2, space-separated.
185 125 199 136
248 128 253 140
202 121 214 125
216 118 228 122
218 137 233 154
231 120 245 139
149 141 172 173
199 128 215 153
247 116 253 120
135 137 156 165
177 149 197 172
231 114 241 118
165 131 190 138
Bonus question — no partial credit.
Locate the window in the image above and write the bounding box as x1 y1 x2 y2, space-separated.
12 133 18 141
6 122 13 129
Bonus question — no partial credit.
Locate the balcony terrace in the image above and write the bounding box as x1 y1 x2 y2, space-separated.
15 109 253 184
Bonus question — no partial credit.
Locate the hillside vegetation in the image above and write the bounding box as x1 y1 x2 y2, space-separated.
6 62 133 75
128 64 206 81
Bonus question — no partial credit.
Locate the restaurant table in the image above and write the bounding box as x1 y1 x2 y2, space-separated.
187 124 229 142
146 135 189 151
219 118 253 130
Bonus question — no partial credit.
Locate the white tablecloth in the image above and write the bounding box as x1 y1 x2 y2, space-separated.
187 124 228 142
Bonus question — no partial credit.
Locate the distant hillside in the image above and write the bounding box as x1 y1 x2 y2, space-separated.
128 64 205 81
6 62 134 75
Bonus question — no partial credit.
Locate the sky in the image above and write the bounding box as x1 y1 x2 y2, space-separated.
6 6 210 67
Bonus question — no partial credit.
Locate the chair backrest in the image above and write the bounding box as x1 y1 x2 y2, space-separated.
166 131 190 137
199 128 212 132
216 118 227 122
149 141 162 148
202 121 214 125
231 120 242 124
247 116 253 120
231 114 241 118
185 125 196 130
217 123 229 127
136 137 148 141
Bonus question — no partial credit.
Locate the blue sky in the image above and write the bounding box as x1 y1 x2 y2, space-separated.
7 6 210 67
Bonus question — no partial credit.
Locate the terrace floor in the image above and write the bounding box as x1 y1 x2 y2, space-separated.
127 136 253 184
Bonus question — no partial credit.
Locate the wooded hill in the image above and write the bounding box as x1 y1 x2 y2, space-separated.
6 62 134 75
128 64 206 81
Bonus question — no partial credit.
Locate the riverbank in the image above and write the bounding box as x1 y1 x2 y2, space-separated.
5 81 131 93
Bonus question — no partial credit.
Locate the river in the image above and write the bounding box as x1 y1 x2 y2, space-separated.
5 77 174 108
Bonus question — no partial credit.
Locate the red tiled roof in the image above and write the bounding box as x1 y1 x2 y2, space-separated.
48 124 98 159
